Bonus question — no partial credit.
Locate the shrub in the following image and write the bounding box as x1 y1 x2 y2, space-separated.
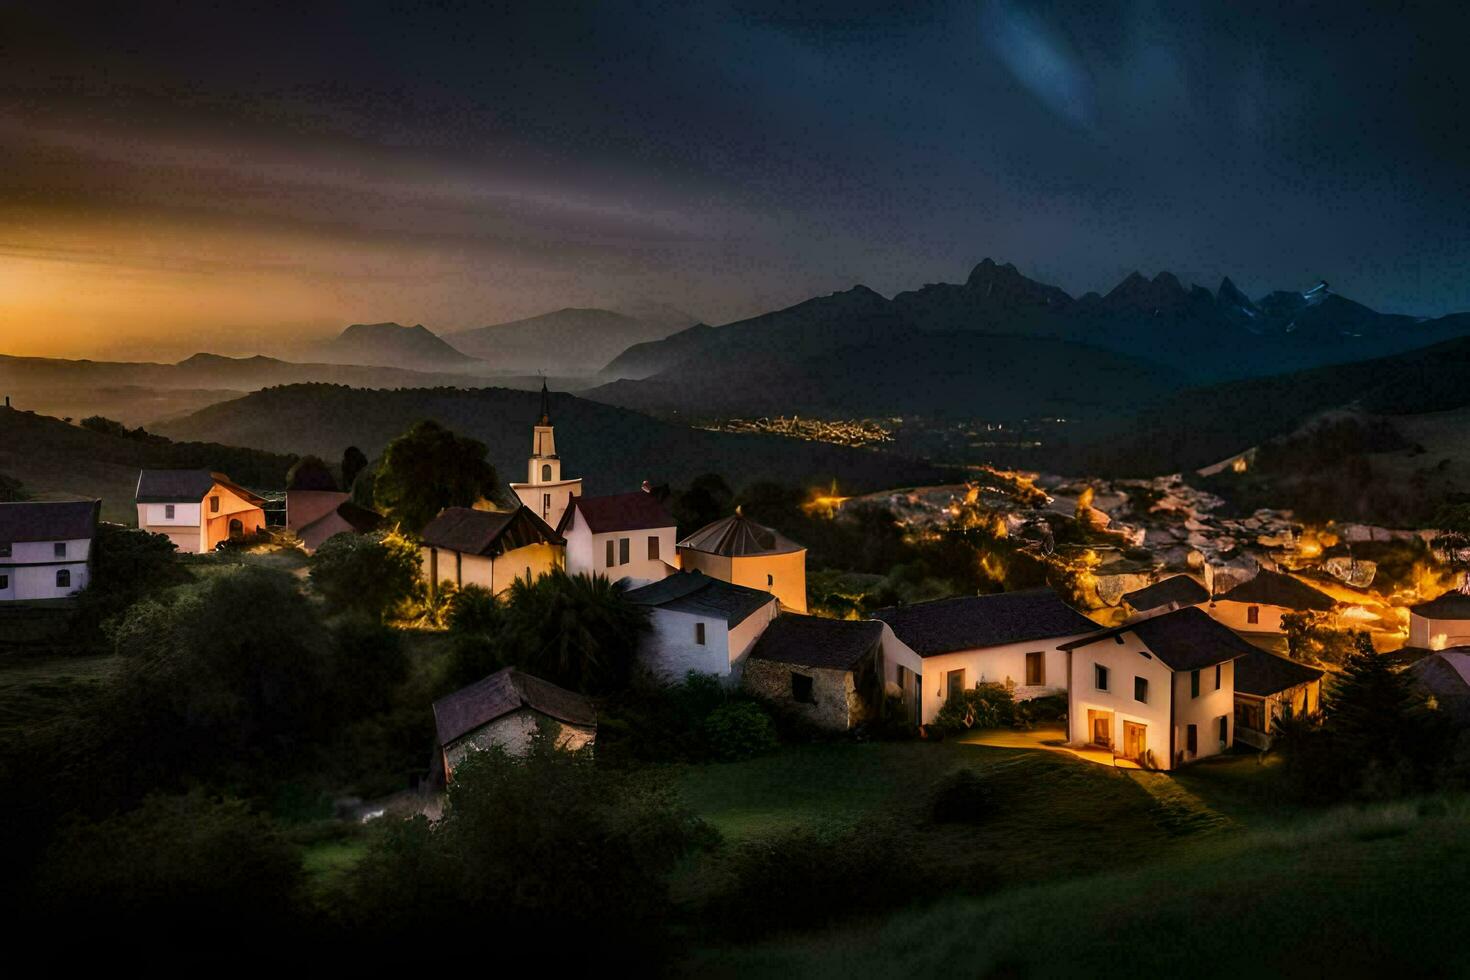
701 701 779 761
309 531 420 621
445 583 501 634
934 683 1017 732
929 768 989 824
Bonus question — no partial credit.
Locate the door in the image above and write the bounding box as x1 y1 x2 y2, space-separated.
1087 709 1112 747
1123 722 1147 761
228 518 244 539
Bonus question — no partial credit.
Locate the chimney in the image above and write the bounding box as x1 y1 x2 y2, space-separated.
641 479 652 493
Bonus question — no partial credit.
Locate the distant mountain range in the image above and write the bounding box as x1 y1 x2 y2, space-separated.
595 261 1470 403
312 322 481 371
152 384 953 496
449 305 695 374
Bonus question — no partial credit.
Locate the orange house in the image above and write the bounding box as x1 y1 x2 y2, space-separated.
135 469 268 553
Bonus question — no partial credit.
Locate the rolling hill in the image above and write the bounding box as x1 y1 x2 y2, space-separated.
152 384 955 496
451 307 694 375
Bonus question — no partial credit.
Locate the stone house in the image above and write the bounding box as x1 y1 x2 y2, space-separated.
420 505 564 598
742 614 922 730
873 588 1098 725
676 509 808 613
623 570 778 683
0 499 100 602
558 490 677 587
1232 646 1323 749
432 667 596 781
135 469 267 553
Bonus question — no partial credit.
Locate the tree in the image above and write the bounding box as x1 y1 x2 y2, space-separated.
1430 502 1470 589
285 454 337 491
445 583 501 635
673 473 733 533
309 531 421 621
373 420 500 531
499 570 648 694
74 524 188 638
0 471 25 501
341 445 369 493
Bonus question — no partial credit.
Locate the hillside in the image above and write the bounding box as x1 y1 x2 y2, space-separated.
452 307 693 375
152 384 955 496
0 407 296 523
314 322 478 370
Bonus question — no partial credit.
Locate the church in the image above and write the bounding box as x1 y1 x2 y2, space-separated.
508 381 583 529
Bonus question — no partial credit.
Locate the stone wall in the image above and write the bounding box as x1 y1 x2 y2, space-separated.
742 659 861 730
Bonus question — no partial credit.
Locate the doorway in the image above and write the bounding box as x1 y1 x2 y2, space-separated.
1086 709 1113 748
228 518 244 539
1123 721 1147 761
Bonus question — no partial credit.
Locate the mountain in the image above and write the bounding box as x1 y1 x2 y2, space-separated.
596 260 1470 392
316 322 478 370
0 406 295 524
450 307 691 375
152 384 954 496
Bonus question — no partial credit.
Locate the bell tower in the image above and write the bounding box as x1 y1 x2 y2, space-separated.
529 380 561 484
509 379 582 527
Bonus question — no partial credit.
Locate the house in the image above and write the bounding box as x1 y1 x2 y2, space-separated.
286 490 383 553
1208 568 1337 633
135 469 267 553
558 489 676 587
1407 649 1470 725
1407 591 1470 650
1233 646 1323 749
676 509 808 613
1121 574 1209 619
623 571 779 683
507 381 583 528
420 505 564 598
741 614 923 730
432 667 596 780
1059 606 1254 769
873 588 1098 725
0 499 99 602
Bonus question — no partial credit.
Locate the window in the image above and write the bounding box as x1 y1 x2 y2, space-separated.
946 668 966 700
648 535 660 561
0 574 8 589
54 542 66 558
56 569 71 588
606 539 615 567
1025 651 1044 686
619 537 630 565
1218 715 1229 746
209 495 220 513
1236 699 1264 732
695 622 706 645
165 504 175 519
1094 664 1110 691
1186 724 1198 755
1246 605 1260 625
541 463 552 481
792 672 814 703
767 573 774 587
1134 676 1148 703
1190 669 1200 698
542 493 551 516
1214 664 1222 690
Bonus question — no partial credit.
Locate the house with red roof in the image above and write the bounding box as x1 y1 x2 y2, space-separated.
557 488 677 586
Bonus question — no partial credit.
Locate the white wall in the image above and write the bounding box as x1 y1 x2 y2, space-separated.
1410 612 1470 649
1173 659 1235 765
511 478 581 529
637 599 779 683
139 502 202 527
0 536 92 601
1208 600 1289 634
884 633 1090 725
1066 635 1177 769
563 510 675 586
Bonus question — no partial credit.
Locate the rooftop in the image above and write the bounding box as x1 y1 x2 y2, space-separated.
433 667 595 746
1235 646 1324 697
623 570 774 626
0 499 100 544
1409 591 1470 620
421 506 563 557
1216 569 1336 612
558 491 673 534
1123 574 1209 612
1060 606 1259 672
873 588 1097 656
135 469 265 505
748 614 884 670
677 510 804 557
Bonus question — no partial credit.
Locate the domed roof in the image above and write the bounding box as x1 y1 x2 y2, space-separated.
677 508 804 557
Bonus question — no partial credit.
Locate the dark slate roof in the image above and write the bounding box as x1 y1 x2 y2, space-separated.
1235 646 1324 698
135 469 266 505
0 499 99 543
1407 651 1470 722
873 588 1097 656
301 500 383 536
557 491 673 534
1409 592 1470 620
1060 606 1258 672
421 506 564 556
748 614 884 670
623 570 774 626
1216 570 1336 611
1123 574 1209 612
433 667 596 746
677 510 804 557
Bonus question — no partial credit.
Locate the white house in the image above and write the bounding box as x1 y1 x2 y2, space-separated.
0 499 99 602
432 667 596 781
1059 606 1252 770
507 381 582 529
1407 591 1470 650
623 571 778 683
135 469 267 553
419 505 564 598
1233 646 1323 750
1207 568 1337 634
873 588 1099 725
558 490 676 587
676 509 808 613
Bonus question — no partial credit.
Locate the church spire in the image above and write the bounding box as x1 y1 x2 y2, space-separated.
537 378 551 426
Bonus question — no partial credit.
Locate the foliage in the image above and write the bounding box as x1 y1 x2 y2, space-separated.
929 768 990 824
372 419 500 531
701 701 780 762
0 470 27 501
445 582 501 634
285 454 337 491
673 472 734 533
80 414 157 441
335 731 712 963
341 445 369 493
36 792 302 930
1430 502 1470 575
74 524 189 640
309 531 420 621
497 570 648 694
1282 613 1370 665
328 615 409 716
934 683 1017 732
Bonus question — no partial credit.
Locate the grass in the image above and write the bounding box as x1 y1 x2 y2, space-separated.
0 650 119 740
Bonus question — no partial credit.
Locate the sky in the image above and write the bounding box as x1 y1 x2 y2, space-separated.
1 0 1467 358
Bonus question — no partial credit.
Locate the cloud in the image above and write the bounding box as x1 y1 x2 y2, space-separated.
980 0 1097 131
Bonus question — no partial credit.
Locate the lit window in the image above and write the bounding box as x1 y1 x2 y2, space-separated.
695 622 705 645
1134 676 1148 703
1095 664 1110 691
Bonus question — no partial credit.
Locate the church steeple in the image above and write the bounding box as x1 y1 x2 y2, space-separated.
509 378 581 526
537 377 551 426
528 380 560 484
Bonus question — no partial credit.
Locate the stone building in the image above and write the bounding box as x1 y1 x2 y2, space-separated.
432 667 596 781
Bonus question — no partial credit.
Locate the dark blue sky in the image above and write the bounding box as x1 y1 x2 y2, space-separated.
2 0 1467 354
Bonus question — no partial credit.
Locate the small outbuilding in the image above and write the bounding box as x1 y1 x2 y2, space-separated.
420 505 564 598
1208 569 1337 634
432 667 596 780
1232 646 1324 749
624 570 778 683
1407 592 1470 651
677 509 808 613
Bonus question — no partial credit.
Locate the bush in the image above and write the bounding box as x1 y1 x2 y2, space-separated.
701 701 779 762
929 768 990 824
445 583 500 634
598 671 750 765
1016 693 1068 726
934 683 1017 732
309 531 420 621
